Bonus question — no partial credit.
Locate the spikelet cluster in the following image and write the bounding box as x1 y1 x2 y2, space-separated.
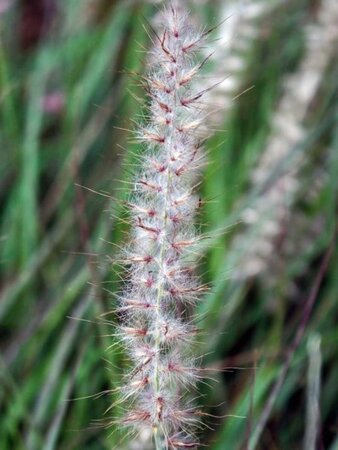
115 4 210 449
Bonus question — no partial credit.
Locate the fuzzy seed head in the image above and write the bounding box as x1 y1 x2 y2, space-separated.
114 3 211 449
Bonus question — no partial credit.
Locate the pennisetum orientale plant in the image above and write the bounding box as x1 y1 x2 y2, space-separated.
111 2 214 449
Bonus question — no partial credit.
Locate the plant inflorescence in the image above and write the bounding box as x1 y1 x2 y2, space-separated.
113 3 212 449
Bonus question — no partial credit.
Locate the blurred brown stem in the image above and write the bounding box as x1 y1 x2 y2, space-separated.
248 238 334 450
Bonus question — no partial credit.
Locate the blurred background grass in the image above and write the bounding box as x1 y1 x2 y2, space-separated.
0 0 337 449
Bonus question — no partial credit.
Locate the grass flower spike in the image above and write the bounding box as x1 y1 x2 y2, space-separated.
116 3 210 449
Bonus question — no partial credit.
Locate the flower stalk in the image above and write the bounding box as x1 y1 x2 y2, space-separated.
115 4 210 449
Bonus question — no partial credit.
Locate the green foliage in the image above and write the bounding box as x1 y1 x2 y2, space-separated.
0 1 337 449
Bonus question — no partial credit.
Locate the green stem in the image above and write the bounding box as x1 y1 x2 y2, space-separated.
154 427 163 450
152 171 171 449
